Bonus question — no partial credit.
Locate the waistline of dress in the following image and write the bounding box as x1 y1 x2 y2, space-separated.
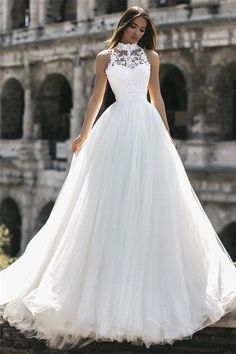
115 96 148 103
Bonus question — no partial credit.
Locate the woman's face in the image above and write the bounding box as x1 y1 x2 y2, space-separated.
121 16 147 44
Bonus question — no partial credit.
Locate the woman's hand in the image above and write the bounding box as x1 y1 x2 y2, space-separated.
71 133 88 154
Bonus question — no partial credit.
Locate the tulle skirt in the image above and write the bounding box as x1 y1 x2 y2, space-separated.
1 99 236 350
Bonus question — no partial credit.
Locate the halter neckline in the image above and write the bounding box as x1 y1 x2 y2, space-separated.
116 41 140 50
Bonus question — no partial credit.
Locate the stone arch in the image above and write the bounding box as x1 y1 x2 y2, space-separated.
209 59 236 140
45 0 77 24
11 0 30 30
204 204 236 232
34 201 55 234
0 78 24 139
0 197 22 257
160 64 188 140
219 222 236 261
35 74 73 155
94 0 127 15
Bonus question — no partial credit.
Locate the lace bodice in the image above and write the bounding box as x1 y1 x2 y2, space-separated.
105 42 151 103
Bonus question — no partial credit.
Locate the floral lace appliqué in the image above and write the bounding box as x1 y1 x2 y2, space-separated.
105 42 150 75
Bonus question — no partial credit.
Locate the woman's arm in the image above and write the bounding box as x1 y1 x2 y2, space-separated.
72 50 109 153
147 50 173 139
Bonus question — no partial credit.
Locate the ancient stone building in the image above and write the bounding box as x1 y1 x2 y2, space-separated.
0 0 236 262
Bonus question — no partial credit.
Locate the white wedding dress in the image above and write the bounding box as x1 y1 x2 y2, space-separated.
0 41 236 350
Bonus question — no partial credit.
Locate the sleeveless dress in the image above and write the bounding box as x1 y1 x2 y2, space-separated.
0 41 236 350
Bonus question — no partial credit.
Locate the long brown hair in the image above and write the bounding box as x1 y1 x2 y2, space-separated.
104 6 158 50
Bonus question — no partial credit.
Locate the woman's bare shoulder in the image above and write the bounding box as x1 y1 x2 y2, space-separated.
96 49 111 67
145 49 159 62
145 49 160 70
97 49 111 60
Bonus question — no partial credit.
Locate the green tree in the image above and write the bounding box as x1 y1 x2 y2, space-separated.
0 223 17 271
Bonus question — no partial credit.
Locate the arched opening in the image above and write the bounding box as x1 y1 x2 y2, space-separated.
219 222 236 262
35 74 72 158
160 64 188 140
0 79 24 139
212 61 236 140
0 198 22 257
34 201 55 234
94 0 127 15
11 0 30 30
46 0 77 24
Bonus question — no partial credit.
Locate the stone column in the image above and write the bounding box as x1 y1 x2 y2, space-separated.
77 0 93 22
0 0 3 33
187 47 210 140
88 0 97 19
23 87 34 140
23 57 34 140
204 86 222 140
38 0 47 27
29 0 39 29
1 0 13 32
205 60 232 141
20 195 35 253
70 58 88 140
187 83 206 140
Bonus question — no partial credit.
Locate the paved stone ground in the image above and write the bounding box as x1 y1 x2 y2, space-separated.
0 321 236 354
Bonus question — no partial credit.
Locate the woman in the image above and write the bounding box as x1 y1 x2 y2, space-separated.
0 6 236 351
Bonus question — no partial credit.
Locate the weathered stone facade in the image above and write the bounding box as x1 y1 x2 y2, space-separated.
0 1 235 261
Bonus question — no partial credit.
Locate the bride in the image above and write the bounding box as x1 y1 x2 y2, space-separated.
1 5 236 351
